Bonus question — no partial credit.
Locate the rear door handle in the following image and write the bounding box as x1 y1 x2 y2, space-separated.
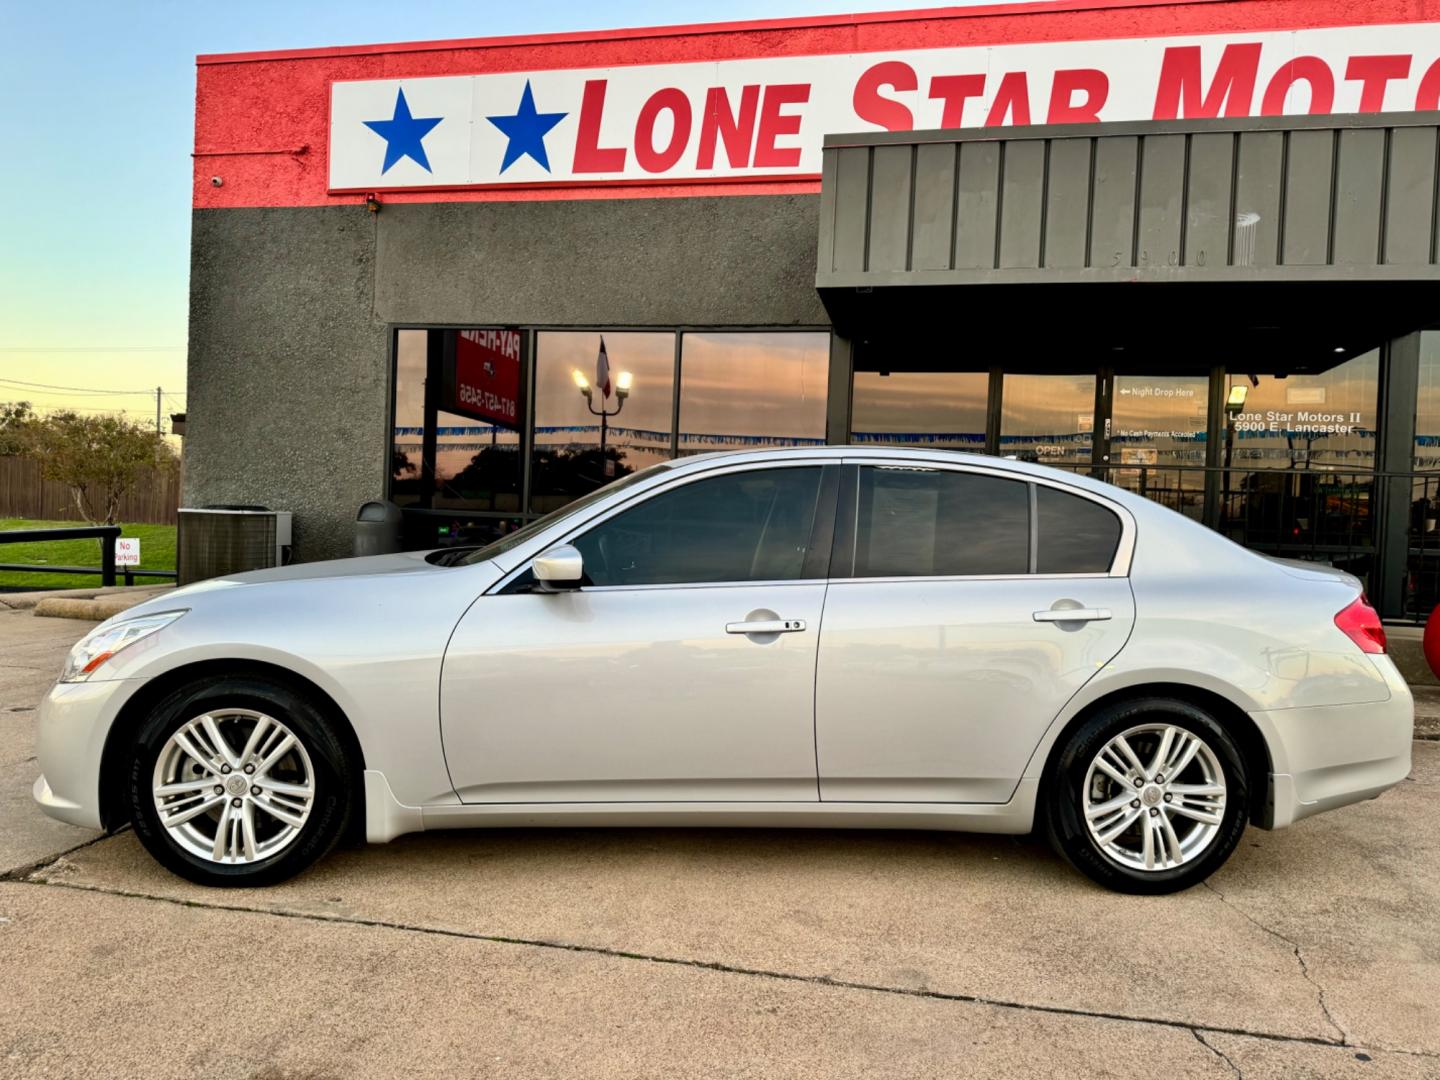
1033 608 1112 623
726 619 807 634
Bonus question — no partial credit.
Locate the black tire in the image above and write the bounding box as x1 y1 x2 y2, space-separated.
128 675 354 887
1043 697 1249 895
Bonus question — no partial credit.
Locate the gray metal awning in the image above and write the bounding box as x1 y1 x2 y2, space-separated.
817 113 1440 367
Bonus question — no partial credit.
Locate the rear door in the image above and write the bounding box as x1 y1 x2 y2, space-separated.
815 462 1136 803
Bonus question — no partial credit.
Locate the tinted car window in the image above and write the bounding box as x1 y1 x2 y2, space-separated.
1036 485 1121 573
457 464 668 565
574 467 823 586
854 467 1029 577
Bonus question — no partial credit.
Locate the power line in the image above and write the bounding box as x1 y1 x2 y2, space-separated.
0 386 160 399
0 376 161 395
0 345 185 353
26 403 161 414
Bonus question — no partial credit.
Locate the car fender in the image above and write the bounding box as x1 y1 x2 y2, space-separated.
1018 659 1280 783
86 563 504 808
1019 604 1390 784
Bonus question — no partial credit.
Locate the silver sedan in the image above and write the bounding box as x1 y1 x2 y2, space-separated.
33 448 1413 892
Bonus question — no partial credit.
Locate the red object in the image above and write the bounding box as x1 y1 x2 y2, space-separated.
192 0 1439 211
1336 596 1387 655
452 330 521 429
573 81 628 174
1424 604 1440 677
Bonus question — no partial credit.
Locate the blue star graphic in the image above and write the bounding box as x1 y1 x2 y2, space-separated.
363 88 443 174
487 80 567 173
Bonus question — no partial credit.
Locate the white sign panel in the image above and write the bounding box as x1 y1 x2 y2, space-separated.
115 538 141 567
330 22 1440 191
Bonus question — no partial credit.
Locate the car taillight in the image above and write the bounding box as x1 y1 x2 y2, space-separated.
1335 596 1386 654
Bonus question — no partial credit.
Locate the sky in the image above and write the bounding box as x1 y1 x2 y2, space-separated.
0 0 1044 430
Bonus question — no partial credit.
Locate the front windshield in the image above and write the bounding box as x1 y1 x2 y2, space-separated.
455 463 671 565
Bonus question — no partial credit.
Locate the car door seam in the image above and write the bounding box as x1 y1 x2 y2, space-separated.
436 581 492 802
812 577 831 802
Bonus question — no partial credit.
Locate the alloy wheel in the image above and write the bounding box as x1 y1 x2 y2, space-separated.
1081 723 1227 872
151 708 316 865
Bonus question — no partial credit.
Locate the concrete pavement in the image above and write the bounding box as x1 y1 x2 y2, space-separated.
2 608 1438 1078
0 610 100 876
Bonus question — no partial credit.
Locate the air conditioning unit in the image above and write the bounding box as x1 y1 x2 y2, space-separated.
177 507 293 585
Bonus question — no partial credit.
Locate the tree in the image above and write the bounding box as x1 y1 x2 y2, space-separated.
26 411 177 525
0 401 36 456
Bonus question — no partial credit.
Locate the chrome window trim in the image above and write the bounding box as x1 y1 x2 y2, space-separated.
546 579 829 595
829 572 1115 586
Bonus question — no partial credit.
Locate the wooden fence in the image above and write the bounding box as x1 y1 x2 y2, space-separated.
0 455 180 525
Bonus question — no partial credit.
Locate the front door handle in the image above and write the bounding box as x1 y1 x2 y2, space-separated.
726 618 807 634
1033 608 1112 623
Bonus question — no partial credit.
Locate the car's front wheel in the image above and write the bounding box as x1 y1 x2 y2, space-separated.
128 676 354 887
1045 698 1249 894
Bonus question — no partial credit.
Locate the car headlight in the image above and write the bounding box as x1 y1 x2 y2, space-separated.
60 610 187 683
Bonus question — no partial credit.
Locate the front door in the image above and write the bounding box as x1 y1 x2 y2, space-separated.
440 462 836 803
816 462 1136 803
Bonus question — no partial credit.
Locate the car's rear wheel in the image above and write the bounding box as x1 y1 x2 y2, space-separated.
128 676 354 887
1044 698 1249 894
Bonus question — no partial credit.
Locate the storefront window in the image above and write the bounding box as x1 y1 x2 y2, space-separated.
1222 351 1378 471
1217 353 1378 578
677 332 828 455
1415 332 1440 471
390 329 523 514
1409 333 1440 618
1109 373 1210 521
431 405 522 513
531 331 675 515
850 371 988 449
999 374 1095 467
390 328 526 547
390 330 427 508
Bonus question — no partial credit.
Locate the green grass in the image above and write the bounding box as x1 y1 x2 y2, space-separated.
0 518 176 591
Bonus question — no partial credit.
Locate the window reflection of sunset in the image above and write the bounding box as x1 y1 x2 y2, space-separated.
678 333 828 449
1001 374 1095 464
1417 334 1440 470
535 332 675 446
851 371 986 444
1225 351 1378 469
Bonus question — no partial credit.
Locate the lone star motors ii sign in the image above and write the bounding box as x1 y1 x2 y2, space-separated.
329 22 1440 192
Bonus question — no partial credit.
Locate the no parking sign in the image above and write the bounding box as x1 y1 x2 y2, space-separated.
115 538 141 567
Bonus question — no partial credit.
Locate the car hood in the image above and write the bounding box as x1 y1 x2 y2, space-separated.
120 550 475 616
214 549 446 585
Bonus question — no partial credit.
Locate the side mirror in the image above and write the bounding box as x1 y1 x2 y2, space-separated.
532 544 584 592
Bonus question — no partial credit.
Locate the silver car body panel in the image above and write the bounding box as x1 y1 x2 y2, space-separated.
441 580 829 802
816 575 1136 803
33 447 1413 845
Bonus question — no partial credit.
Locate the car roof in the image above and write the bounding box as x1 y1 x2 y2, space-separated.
660 445 1164 516
667 445 1084 481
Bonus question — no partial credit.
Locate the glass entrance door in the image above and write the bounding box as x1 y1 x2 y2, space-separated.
1108 373 1211 520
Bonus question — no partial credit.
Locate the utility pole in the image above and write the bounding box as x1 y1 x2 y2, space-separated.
156 387 162 434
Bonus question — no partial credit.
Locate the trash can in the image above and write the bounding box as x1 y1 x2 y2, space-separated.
354 500 404 557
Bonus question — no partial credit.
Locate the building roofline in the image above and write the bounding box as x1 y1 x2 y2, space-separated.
195 0 1234 66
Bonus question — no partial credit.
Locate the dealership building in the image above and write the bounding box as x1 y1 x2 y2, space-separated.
187 0 1440 617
